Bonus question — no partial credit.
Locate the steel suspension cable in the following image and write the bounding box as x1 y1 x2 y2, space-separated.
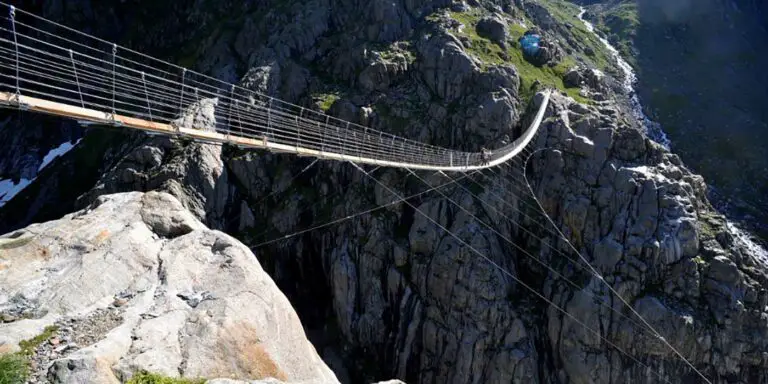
252 170 480 249
0 11 478 166
352 161 672 384
516 151 712 383
430 162 674 340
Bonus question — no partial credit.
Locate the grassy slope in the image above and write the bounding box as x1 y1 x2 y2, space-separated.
538 0 616 70
587 1 639 66
441 7 591 104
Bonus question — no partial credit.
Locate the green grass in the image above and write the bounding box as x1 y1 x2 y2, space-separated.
0 326 59 384
376 41 416 63
595 2 639 64
0 354 28 384
18 326 58 357
447 9 507 68
314 93 340 112
536 0 615 70
126 371 205 384
441 9 592 105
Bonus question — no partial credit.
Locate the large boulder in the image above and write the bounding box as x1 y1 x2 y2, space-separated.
0 191 339 384
476 16 509 48
564 66 607 92
417 33 479 102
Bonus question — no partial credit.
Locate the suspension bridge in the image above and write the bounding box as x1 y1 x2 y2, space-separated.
0 3 715 383
0 3 550 172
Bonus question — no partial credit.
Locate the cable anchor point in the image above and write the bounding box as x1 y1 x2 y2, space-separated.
104 112 122 127
8 92 29 111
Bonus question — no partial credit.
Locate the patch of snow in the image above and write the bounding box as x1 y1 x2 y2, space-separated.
577 8 671 149
0 139 81 208
0 178 32 208
625 165 651 175
38 139 81 172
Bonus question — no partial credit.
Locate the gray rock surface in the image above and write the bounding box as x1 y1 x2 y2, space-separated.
528 92 768 383
0 191 338 384
476 16 508 47
2 1 768 384
172 97 220 132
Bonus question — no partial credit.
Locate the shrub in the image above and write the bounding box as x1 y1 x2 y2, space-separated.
0 353 28 384
126 371 206 384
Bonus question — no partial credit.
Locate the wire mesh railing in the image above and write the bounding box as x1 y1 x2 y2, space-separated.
0 3 549 171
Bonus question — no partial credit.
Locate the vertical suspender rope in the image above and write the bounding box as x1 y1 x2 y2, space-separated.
9 5 21 105
344 122 350 158
267 97 273 143
177 68 186 133
321 115 329 155
69 50 85 108
226 85 234 140
111 44 117 121
296 108 304 151
141 72 153 122
234 100 244 138
378 131 386 164
390 135 396 163
401 139 407 165
179 68 187 112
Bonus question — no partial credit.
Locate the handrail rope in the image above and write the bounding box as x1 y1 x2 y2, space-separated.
0 63 535 170
0 35 452 163
0 27 460 164
0 56 427 162
0 8 549 171
0 21 448 159
0 13 464 156
1 74 425 165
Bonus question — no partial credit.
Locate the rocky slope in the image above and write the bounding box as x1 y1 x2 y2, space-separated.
2 0 768 383
578 0 768 241
0 191 339 383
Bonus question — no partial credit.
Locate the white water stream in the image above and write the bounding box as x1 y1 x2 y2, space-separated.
577 8 671 149
576 7 768 263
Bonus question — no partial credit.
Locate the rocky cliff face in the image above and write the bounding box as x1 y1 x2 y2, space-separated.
579 0 768 241
0 191 338 383
2 0 768 383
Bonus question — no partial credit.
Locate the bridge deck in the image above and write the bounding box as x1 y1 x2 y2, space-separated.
1 90 550 172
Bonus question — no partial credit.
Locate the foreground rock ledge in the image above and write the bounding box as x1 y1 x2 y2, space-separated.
0 191 339 384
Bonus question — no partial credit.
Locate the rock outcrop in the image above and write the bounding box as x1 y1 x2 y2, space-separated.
2 1 768 383
528 92 768 382
0 191 338 384
476 16 508 48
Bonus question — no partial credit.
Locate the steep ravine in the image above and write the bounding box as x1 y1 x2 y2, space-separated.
2 1 768 383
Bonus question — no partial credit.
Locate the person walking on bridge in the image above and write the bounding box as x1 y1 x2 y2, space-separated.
481 147 492 165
